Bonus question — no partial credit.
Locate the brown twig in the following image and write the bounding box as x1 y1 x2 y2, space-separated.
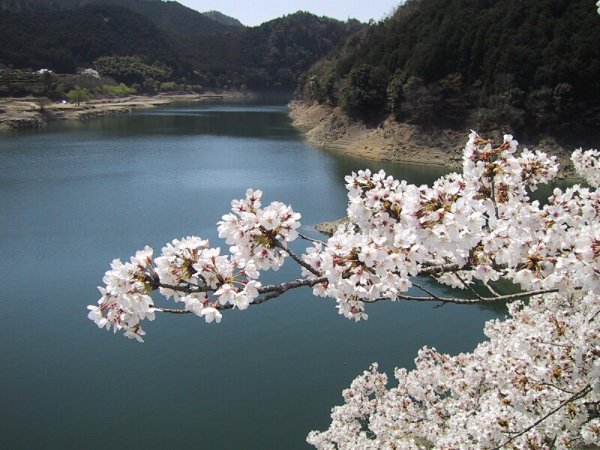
275 241 321 276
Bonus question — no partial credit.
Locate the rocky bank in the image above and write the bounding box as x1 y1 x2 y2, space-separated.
288 100 577 179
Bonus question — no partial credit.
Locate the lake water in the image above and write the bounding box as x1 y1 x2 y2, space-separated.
0 102 505 449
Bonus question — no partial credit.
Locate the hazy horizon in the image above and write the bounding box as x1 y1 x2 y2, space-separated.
178 0 403 26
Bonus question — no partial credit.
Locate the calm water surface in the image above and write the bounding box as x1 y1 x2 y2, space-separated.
0 102 505 449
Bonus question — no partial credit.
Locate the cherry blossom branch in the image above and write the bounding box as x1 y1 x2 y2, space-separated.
364 287 572 305
299 232 325 244
459 273 484 297
483 281 501 297
411 281 445 302
275 241 321 276
258 276 327 301
146 258 476 313
151 279 211 294
157 282 566 313
418 263 465 276
157 276 328 314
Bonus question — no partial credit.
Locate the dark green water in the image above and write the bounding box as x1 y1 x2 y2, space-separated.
0 103 504 450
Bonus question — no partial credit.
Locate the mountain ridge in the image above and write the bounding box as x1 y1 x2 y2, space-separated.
202 10 244 28
0 0 241 35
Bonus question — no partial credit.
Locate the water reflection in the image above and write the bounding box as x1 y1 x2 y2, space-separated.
90 106 298 139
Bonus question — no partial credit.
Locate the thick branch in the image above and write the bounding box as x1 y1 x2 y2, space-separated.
150 253 577 313
153 281 210 294
455 272 485 301
258 276 327 302
412 282 445 302
158 280 565 315
157 276 327 314
418 263 465 276
151 260 467 300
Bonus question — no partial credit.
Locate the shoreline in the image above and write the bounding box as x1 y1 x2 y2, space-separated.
289 100 464 168
0 91 252 131
288 100 578 179
2 94 581 180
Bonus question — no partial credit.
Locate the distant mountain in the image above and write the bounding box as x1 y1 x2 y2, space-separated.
0 5 360 92
86 0 240 36
184 12 363 90
0 0 240 36
0 4 186 73
202 10 243 28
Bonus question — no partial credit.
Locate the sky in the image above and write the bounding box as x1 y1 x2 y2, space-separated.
178 0 404 27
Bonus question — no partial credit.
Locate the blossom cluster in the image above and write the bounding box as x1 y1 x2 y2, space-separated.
572 147 600 188
302 225 413 321
308 291 600 449
302 132 594 319
303 133 600 448
218 188 301 270
154 236 261 316
88 190 302 340
87 246 156 342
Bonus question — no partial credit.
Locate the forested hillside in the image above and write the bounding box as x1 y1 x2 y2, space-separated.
299 0 600 138
202 10 244 28
182 12 363 89
75 0 241 36
0 4 186 74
